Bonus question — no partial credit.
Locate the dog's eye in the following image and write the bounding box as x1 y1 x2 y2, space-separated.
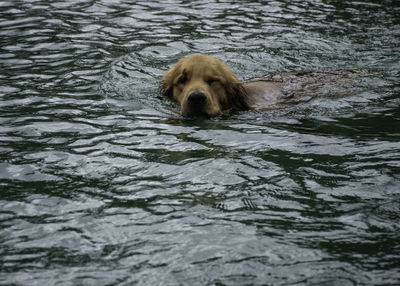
207 78 218 85
178 75 187 84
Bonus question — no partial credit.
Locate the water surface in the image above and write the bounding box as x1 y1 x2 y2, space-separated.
1 0 400 285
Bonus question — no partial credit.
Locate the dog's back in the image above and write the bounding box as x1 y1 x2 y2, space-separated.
244 69 372 109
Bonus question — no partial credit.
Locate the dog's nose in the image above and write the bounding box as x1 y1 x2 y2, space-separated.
187 92 207 106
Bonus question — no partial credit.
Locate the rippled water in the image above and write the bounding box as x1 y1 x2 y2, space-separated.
1 1 400 285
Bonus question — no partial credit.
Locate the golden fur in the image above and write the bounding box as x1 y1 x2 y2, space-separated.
161 54 365 117
161 55 249 117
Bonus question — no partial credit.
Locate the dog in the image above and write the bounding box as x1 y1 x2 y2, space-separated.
161 54 366 117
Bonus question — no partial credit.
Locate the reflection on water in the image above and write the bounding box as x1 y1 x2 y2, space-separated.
1 0 400 285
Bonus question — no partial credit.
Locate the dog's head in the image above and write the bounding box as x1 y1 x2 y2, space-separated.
161 55 249 117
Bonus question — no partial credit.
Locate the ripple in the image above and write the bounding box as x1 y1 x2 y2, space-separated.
1 0 400 285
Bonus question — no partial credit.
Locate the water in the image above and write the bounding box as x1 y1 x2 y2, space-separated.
1 0 399 285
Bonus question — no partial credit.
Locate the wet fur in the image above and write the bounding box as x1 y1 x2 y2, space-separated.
161 55 249 117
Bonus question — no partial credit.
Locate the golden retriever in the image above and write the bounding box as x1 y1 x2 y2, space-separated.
161 54 365 117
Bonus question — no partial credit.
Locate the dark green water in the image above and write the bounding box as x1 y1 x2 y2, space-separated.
1 1 400 285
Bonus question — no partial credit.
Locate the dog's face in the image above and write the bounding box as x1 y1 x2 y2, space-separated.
161 55 249 117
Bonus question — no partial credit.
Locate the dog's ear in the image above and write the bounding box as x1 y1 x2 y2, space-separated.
160 64 178 98
216 61 250 111
225 81 250 111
